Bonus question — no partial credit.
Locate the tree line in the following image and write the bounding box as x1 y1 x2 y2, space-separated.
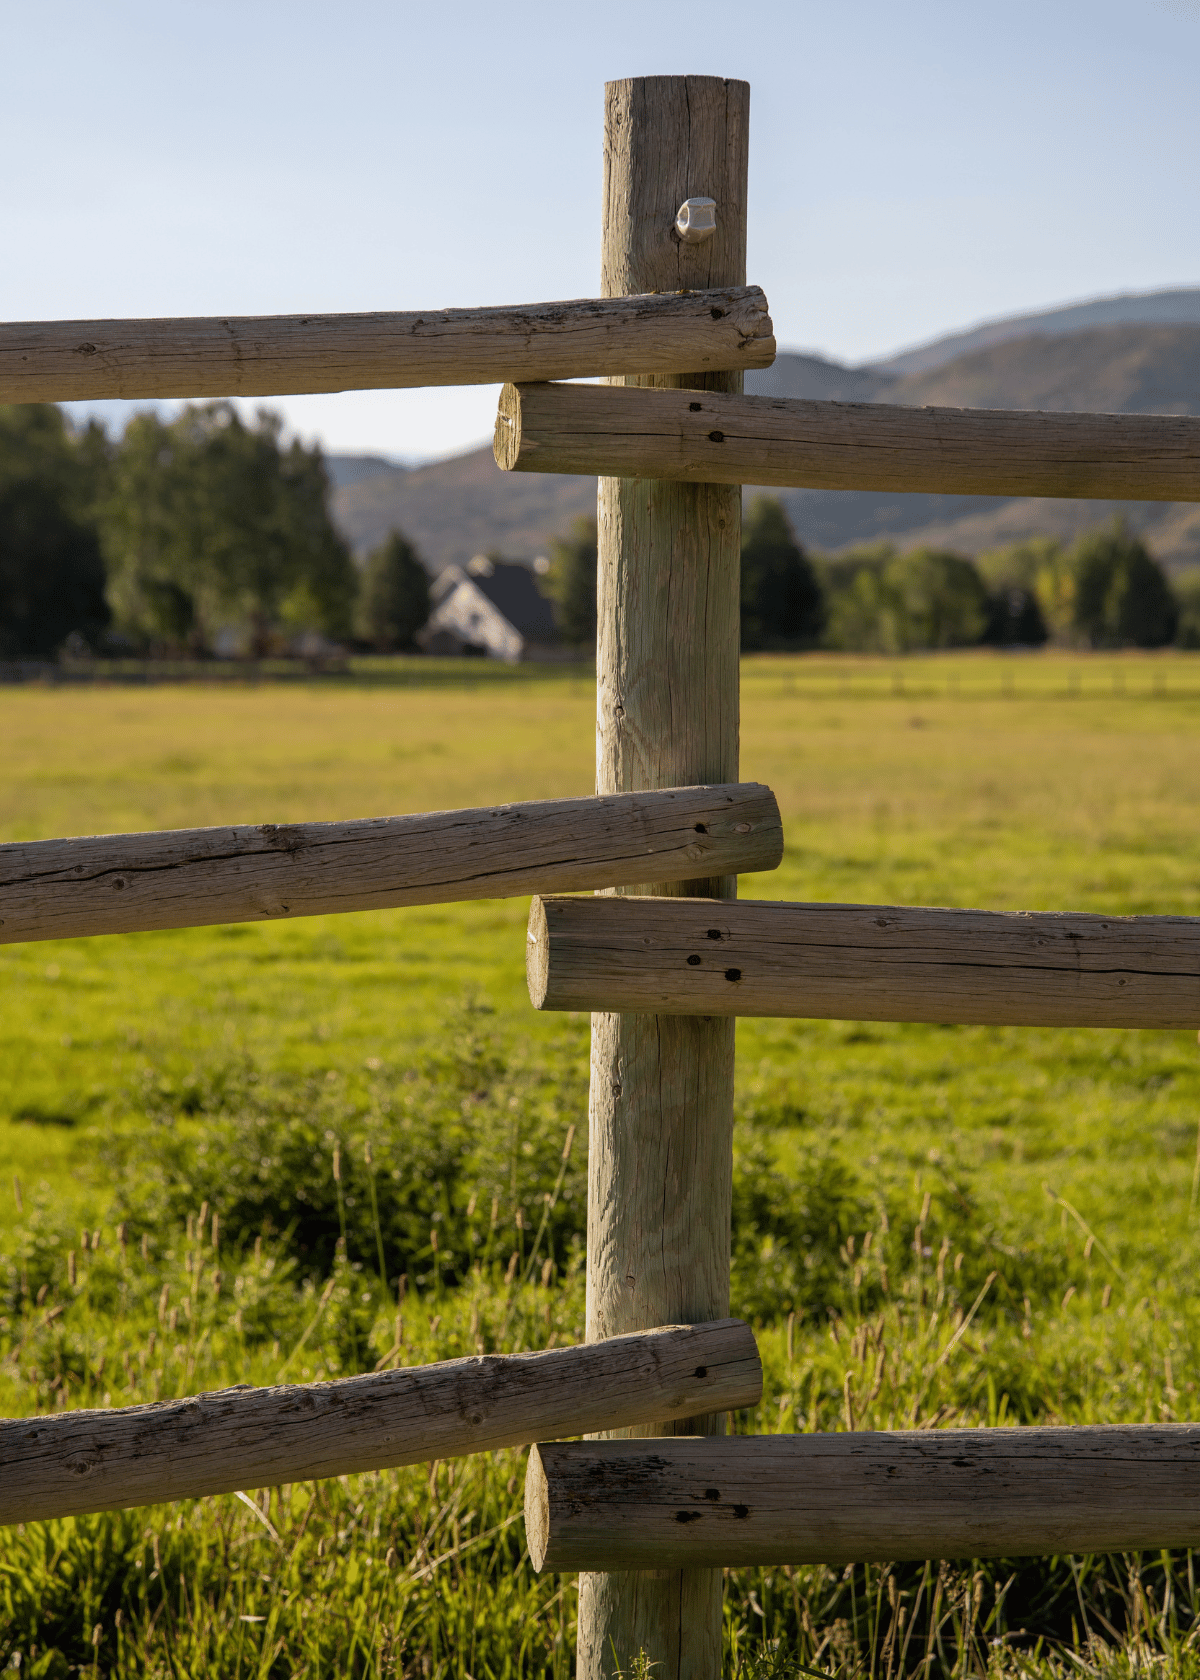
0 403 430 660
3 403 1199 659
751 495 1200 653
548 500 1200 654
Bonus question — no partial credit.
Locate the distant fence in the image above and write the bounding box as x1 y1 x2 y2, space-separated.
0 655 596 688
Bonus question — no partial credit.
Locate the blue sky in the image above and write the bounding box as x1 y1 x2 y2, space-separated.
5 0 1199 458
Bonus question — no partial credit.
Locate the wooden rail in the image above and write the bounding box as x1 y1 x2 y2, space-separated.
526 894 1200 1029
0 1321 761 1525
0 289 775 403
495 381 1200 502
0 784 782 945
525 1427 1200 1571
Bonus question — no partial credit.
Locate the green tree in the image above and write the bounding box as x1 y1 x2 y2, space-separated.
1069 519 1178 648
103 402 357 654
102 410 196 647
976 541 1050 645
545 516 597 647
0 405 111 658
0 402 111 514
740 496 825 650
882 547 989 650
978 537 1070 643
824 563 903 652
820 544 903 652
356 529 431 650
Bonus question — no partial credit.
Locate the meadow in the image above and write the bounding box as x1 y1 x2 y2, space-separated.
2 652 1200 1679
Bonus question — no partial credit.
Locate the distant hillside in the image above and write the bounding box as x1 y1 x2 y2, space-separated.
746 324 1200 414
882 324 1200 414
873 286 1200 374
331 322 1200 574
743 353 892 403
325 454 405 492
332 444 593 568
763 485 1200 574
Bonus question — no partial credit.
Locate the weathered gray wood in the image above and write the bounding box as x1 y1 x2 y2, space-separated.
495 381 1200 503
0 290 774 403
0 785 782 945
526 1427 1200 1571
583 74 750 1680
526 895 1200 1029
0 1320 761 1526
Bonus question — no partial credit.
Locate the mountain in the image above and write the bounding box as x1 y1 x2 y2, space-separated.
872 286 1200 375
876 324 1200 415
330 319 1200 575
332 442 594 568
762 485 1200 571
745 324 1200 414
324 454 406 492
742 353 892 403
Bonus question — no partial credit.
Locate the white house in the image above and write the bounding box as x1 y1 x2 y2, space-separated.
419 555 563 662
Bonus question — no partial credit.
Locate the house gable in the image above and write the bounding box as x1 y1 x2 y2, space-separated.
423 576 524 661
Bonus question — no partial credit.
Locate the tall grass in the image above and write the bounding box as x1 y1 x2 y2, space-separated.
4 1014 1199 1676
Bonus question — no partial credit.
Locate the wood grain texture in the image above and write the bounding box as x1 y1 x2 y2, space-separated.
0 785 782 946
495 382 1200 503
0 1320 762 1526
582 74 750 1680
526 1427 1200 1571
526 895 1200 1029
0 290 774 403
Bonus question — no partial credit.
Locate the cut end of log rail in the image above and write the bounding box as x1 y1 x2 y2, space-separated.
525 1427 1200 1572
0 288 775 405
526 894 1200 1030
0 783 782 946
495 381 1200 504
0 1319 762 1526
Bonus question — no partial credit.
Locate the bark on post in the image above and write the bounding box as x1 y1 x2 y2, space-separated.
581 75 750 1680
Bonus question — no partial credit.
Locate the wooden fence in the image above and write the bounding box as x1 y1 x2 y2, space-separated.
3 68 1199 1680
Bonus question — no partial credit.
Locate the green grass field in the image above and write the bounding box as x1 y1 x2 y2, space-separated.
3 653 1200 1678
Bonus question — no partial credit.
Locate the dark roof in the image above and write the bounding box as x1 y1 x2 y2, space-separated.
469 561 559 642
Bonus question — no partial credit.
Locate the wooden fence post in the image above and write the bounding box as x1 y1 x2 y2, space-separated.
580 75 749 1680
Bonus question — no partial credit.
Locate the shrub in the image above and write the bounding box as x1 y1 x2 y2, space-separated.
115 1018 587 1294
